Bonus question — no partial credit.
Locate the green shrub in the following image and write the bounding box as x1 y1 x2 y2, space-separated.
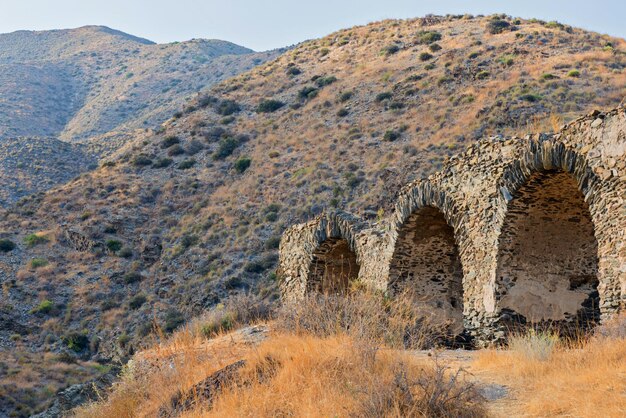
213 137 241 160
375 92 393 102
30 258 48 269
476 71 490 80
167 144 185 156
106 239 123 253
132 154 153 167
177 159 196 170
63 332 89 352
338 91 354 102
468 51 480 59
319 48 330 56
153 157 173 168
216 99 241 116
519 93 542 102
264 236 281 250
0 239 15 252
383 130 401 141
24 233 48 248
129 294 147 310
123 272 142 284
337 108 349 117
164 309 185 333
256 99 285 113
419 52 433 61
31 300 54 315
298 86 319 100
487 19 511 34
161 135 180 149
429 43 442 52
541 73 557 80
234 157 252 173
498 55 515 66
568 69 581 77
382 44 400 55
286 66 301 76
315 75 337 87
416 31 442 44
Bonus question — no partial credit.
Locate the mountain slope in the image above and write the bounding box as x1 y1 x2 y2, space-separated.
0 25 280 141
0 14 625 416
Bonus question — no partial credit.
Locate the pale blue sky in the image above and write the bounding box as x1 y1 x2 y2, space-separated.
1 1 624 51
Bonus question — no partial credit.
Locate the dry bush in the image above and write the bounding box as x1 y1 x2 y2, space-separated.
195 334 486 418
507 329 559 361
274 290 452 349
473 317 626 417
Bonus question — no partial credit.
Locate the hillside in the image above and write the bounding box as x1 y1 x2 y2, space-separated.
0 25 280 141
1 14 625 416
0 26 282 206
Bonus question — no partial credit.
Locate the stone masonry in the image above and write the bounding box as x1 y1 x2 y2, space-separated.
278 107 626 342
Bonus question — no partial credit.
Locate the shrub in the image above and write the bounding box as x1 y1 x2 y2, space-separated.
256 99 285 113
118 247 133 258
123 272 142 285
177 159 196 170
152 157 173 168
541 73 557 80
213 137 241 160
298 86 319 100
30 258 48 269
338 91 353 102
498 55 515 66
216 99 241 116
0 239 15 252
167 144 185 156
315 75 337 87
164 309 185 333
476 70 490 80
286 66 301 76
106 239 123 253
63 332 89 352
568 69 581 77
129 294 147 310
160 135 180 149
375 92 393 102
419 52 433 61
487 19 511 34
264 236 281 250
383 130 401 141
429 43 442 52
337 107 349 117
416 30 442 44
519 93 542 102
132 154 152 167
382 44 400 55
234 157 252 173
24 233 48 248
31 300 54 315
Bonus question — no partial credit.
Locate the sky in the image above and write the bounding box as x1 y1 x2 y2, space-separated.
1 1 624 51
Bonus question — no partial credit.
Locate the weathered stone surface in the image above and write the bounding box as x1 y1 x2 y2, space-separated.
279 106 626 341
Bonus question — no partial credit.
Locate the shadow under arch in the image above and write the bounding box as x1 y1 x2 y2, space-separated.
305 211 364 295
496 140 604 334
388 181 467 335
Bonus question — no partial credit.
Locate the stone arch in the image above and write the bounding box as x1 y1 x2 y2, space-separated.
304 211 364 295
495 140 609 332
388 181 467 333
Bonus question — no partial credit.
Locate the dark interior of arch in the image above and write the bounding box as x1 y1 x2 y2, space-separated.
496 170 600 334
388 206 464 336
308 237 360 294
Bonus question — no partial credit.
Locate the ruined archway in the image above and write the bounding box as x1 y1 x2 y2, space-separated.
307 237 360 294
389 206 464 334
496 169 600 333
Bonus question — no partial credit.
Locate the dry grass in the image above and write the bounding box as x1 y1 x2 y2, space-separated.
473 313 626 417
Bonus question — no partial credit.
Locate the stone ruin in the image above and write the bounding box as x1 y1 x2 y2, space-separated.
278 106 626 342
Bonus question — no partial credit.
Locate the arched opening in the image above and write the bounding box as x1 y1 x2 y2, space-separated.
496 170 600 333
307 238 360 294
389 206 464 334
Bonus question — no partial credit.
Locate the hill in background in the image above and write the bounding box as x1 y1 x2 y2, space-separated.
0 14 625 416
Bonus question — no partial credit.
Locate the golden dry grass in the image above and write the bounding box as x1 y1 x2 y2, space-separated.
473 323 626 417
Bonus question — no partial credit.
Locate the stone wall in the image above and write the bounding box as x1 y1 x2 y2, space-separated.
278 107 626 341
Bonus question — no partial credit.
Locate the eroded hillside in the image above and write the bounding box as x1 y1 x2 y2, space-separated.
1 14 625 416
